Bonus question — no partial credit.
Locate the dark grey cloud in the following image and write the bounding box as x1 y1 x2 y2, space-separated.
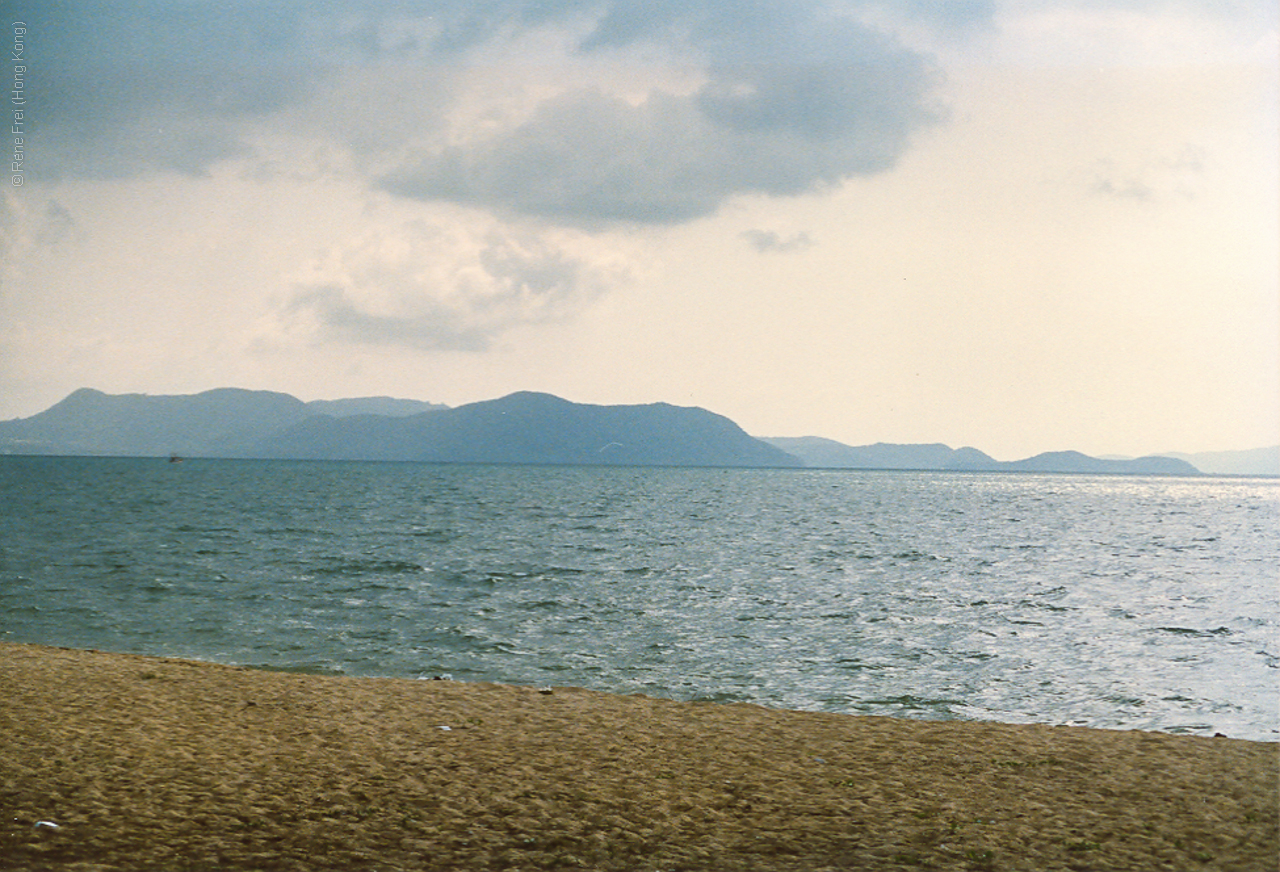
28 1 323 180
27 0 1267 205
383 77 929 227
383 2 945 224
31 1 969 225
892 0 995 29
27 0 631 181
576 0 994 56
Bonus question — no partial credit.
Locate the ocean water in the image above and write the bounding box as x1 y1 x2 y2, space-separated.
1 456 1276 740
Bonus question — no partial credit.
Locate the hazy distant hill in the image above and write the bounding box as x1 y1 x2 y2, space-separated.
763 438 999 470
1001 450 1198 475
0 388 311 456
306 397 449 417
2 387 1258 474
244 391 801 467
0 388 798 468
0 388 442 457
764 437 1201 475
1163 446 1280 476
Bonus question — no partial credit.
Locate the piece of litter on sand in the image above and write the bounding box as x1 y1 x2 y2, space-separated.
33 821 60 830
437 725 452 731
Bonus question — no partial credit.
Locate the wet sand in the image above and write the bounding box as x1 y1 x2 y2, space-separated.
1 642 1275 871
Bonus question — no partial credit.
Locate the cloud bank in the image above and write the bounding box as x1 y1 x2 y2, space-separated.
381 4 945 225
33 1 968 226
268 216 627 352
22 0 1267 361
21 1 992 350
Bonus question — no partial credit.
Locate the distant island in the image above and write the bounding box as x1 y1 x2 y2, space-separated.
762 437 1203 476
1 387 1274 474
0 388 797 469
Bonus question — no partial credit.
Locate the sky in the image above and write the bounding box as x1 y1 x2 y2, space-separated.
1 0 1276 460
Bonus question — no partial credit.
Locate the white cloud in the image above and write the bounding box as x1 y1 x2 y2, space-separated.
740 229 815 252
268 213 633 351
989 0 1278 67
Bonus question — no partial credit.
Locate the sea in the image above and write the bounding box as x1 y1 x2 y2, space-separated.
1 456 1276 741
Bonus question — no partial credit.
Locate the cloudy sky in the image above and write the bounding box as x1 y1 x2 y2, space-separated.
2 0 1276 459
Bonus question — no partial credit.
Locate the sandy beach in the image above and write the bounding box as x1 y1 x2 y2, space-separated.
1 643 1275 871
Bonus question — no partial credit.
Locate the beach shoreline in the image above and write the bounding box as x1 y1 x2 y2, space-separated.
2 642 1275 871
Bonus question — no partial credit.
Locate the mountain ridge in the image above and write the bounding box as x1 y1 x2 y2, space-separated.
0 388 798 469
761 437 1202 476
3 387 1270 473
232 390 800 468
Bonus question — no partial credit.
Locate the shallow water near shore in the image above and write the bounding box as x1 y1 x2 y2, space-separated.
1 456 1276 740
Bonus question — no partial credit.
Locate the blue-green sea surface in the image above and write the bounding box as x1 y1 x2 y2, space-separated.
2 456 1276 740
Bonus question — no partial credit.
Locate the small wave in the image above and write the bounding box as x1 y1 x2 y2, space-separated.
517 599 565 611
544 566 588 577
253 527 336 537
1104 694 1147 707
479 571 534 583
424 627 522 656
688 689 757 704
836 658 886 671
409 529 457 543
857 694 966 712
891 550 938 561
1155 626 1233 638
1018 600 1073 613
1031 586 1069 597
1162 723 1218 736
312 559 425 577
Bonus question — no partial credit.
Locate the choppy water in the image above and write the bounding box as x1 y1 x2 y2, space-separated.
1 456 1276 740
